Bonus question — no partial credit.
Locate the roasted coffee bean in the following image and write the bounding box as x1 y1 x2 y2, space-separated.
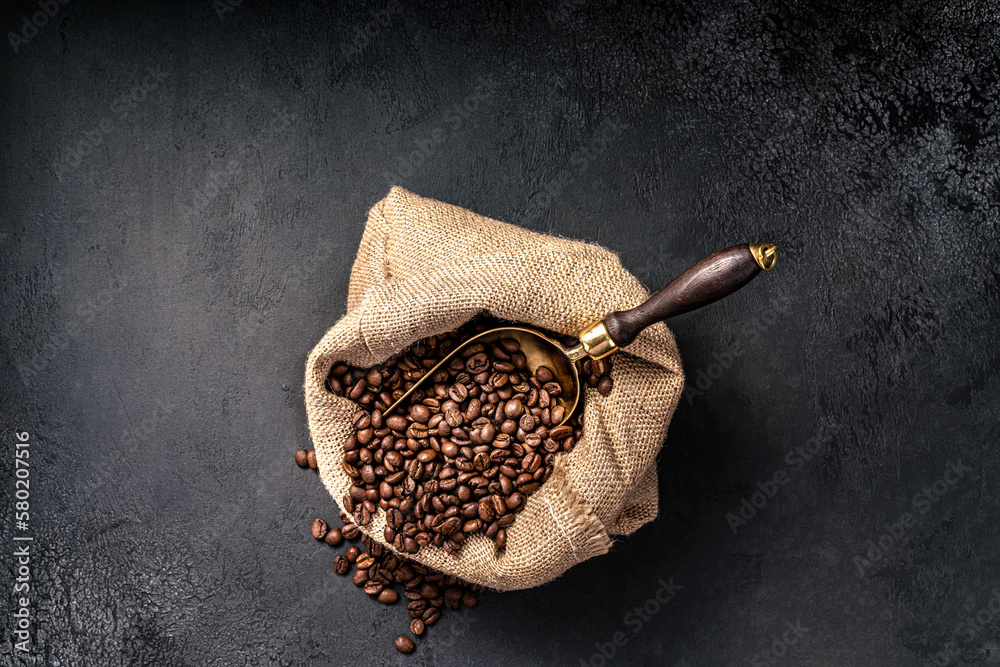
448 383 469 402
499 338 520 354
386 414 409 431
345 546 361 563
410 618 425 636
550 405 565 425
311 519 328 540
490 494 506 517
294 448 309 468
504 398 524 419
550 424 573 439
349 378 367 399
472 451 490 471
342 524 360 540
465 353 489 374
352 410 371 430
325 527 344 547
377 588 399 604
306 449 318 470
461 343 485 358
394 636 416 654
332 555 350 574
352 569 369 586
597 375 614 395
410 404 431 423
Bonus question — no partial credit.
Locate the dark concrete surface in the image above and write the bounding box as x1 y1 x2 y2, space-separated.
1 0 998 665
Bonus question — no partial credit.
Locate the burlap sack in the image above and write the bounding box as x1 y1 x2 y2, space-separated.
304 187 684 590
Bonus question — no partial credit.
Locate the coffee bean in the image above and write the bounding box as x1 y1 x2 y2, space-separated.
448 383 469 402
294 449 309 468
311 519 328 540
466 353 489 374
410 618 425 636
535 365 554 383
505 492 523 510
499 338 520 353
306 450 318 469
333 555 350 574
349 378 367 399
325 527 344 547
550 424 573 440
439 516 461 535
597 375 614 395
386 414 409 432
504 398 524 419
352 569 369 586
542 382 562 398
461 343 485 358
410 404 431 423
378 588 399 604
550 405 566 425
477 500 495 522
518 414 536 431
352 410 371 430
342 524 360 540
345 546 361 563
394 636 415 654
490 494 506 517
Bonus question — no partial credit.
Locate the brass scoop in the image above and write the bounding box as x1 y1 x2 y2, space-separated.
386 243 776 425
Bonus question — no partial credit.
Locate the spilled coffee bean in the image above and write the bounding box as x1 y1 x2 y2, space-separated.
307 511 482 654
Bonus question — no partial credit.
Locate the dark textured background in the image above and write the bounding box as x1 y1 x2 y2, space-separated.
1 0 998 665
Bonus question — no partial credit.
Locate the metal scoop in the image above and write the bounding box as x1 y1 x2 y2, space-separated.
386 243 777 425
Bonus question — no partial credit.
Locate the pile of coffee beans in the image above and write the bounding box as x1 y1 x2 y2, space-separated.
294 317 615 654
299 503 482 654
325 317 613 556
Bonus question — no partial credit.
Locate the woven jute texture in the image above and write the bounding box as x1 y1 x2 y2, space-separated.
304 187 684 590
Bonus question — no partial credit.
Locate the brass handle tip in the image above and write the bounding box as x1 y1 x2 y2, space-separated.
749 243 777 271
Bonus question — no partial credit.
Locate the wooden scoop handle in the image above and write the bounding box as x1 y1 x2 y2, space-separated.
603 243 776 348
